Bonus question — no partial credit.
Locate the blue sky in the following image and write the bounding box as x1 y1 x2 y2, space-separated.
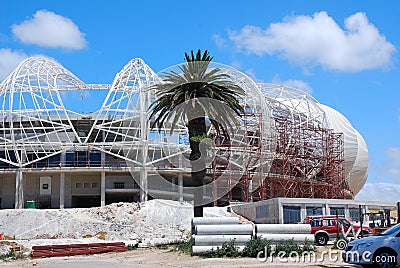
1 1 400 201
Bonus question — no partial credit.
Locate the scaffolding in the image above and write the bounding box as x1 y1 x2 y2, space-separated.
211 116 348 204
211 112 265 205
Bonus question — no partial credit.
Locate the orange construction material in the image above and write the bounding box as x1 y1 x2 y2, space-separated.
31 242 128 258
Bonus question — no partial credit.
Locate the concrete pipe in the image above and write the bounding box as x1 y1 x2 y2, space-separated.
194 235 251 246
192 245 245 255
192 217 240 226
258 233 314 242
196 224 254 235
256 224 311 234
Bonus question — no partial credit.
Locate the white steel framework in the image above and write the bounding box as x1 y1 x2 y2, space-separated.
0 57 369 209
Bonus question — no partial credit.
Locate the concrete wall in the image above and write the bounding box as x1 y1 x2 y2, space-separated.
1 175 15 208
0 171 141 209
64 174 72 208
51 175 60 208
105 173 137 189
17 173 61 209
70 174 101 195
231 199 280 224
0 171 140 209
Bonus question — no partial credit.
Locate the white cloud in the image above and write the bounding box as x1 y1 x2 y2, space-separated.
383 147 400 180
229 12 396 72
0 48 28 81
271 75 313 94
12 10 87 50
213 34 225 48
356 182 400 202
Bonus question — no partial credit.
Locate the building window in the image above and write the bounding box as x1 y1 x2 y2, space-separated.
92 182 98 188
256 205 269 219
84 182 90 188
349 207 361 221
114 182 125 189
330 207 345 217
283 205 301 224
306 206 323 216
76 182 82 188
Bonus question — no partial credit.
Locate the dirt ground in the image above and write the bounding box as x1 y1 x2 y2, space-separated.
0 247 361 268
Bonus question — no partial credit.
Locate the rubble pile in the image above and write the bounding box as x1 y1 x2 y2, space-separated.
0 200 193 245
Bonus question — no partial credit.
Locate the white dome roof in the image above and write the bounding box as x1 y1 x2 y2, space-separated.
260 83 368 196
318 104 368 195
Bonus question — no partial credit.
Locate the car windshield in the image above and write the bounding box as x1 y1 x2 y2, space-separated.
380 223 400 236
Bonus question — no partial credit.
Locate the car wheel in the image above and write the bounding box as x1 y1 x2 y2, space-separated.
373 249 397 268
315 233 328 246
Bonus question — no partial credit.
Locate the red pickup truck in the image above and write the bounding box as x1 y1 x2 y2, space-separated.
304 215 372 246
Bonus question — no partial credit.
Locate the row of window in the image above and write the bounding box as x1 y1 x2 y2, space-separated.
74 182 127 189
283 205 362 223
0 151 103 168
76 182 97 189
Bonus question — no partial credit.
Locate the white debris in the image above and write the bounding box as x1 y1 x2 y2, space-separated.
0 200 193 246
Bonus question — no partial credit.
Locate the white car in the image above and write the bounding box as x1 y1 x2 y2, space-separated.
343 223 400 268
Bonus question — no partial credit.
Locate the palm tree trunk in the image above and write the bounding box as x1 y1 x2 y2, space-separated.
188 117 207 217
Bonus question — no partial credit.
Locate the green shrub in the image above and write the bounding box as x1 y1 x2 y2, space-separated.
196 237 316 259
0 249 26 260
0 250 15 260
274 238 302 257
175 238 195 254
241 235 271 258
201 239 240 258
302 238 317 252
273 238 317 257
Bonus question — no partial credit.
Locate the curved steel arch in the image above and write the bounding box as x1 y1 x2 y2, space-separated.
258 83 327 129
0 57 86 167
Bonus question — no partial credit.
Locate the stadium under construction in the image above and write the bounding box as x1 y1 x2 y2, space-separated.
0 57 368 209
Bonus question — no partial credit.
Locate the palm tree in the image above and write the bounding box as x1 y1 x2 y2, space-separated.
149 50 245 217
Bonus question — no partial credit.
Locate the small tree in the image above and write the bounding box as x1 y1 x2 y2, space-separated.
149 50 244 216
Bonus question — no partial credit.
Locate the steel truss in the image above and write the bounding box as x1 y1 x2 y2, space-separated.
0 57 189 169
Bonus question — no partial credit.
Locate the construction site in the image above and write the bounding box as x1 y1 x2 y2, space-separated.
0 56 397 266
0 57 369 210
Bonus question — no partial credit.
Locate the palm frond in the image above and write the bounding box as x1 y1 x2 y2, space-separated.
149 49 245 139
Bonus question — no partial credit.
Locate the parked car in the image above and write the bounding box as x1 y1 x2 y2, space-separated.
304 215 372 246
342 223 400 268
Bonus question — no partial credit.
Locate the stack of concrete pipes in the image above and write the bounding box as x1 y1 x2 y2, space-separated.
256 224 314 242
192 217 253 255
192 218 315 254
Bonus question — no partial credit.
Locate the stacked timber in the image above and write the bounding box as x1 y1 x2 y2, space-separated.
31 242 127 258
